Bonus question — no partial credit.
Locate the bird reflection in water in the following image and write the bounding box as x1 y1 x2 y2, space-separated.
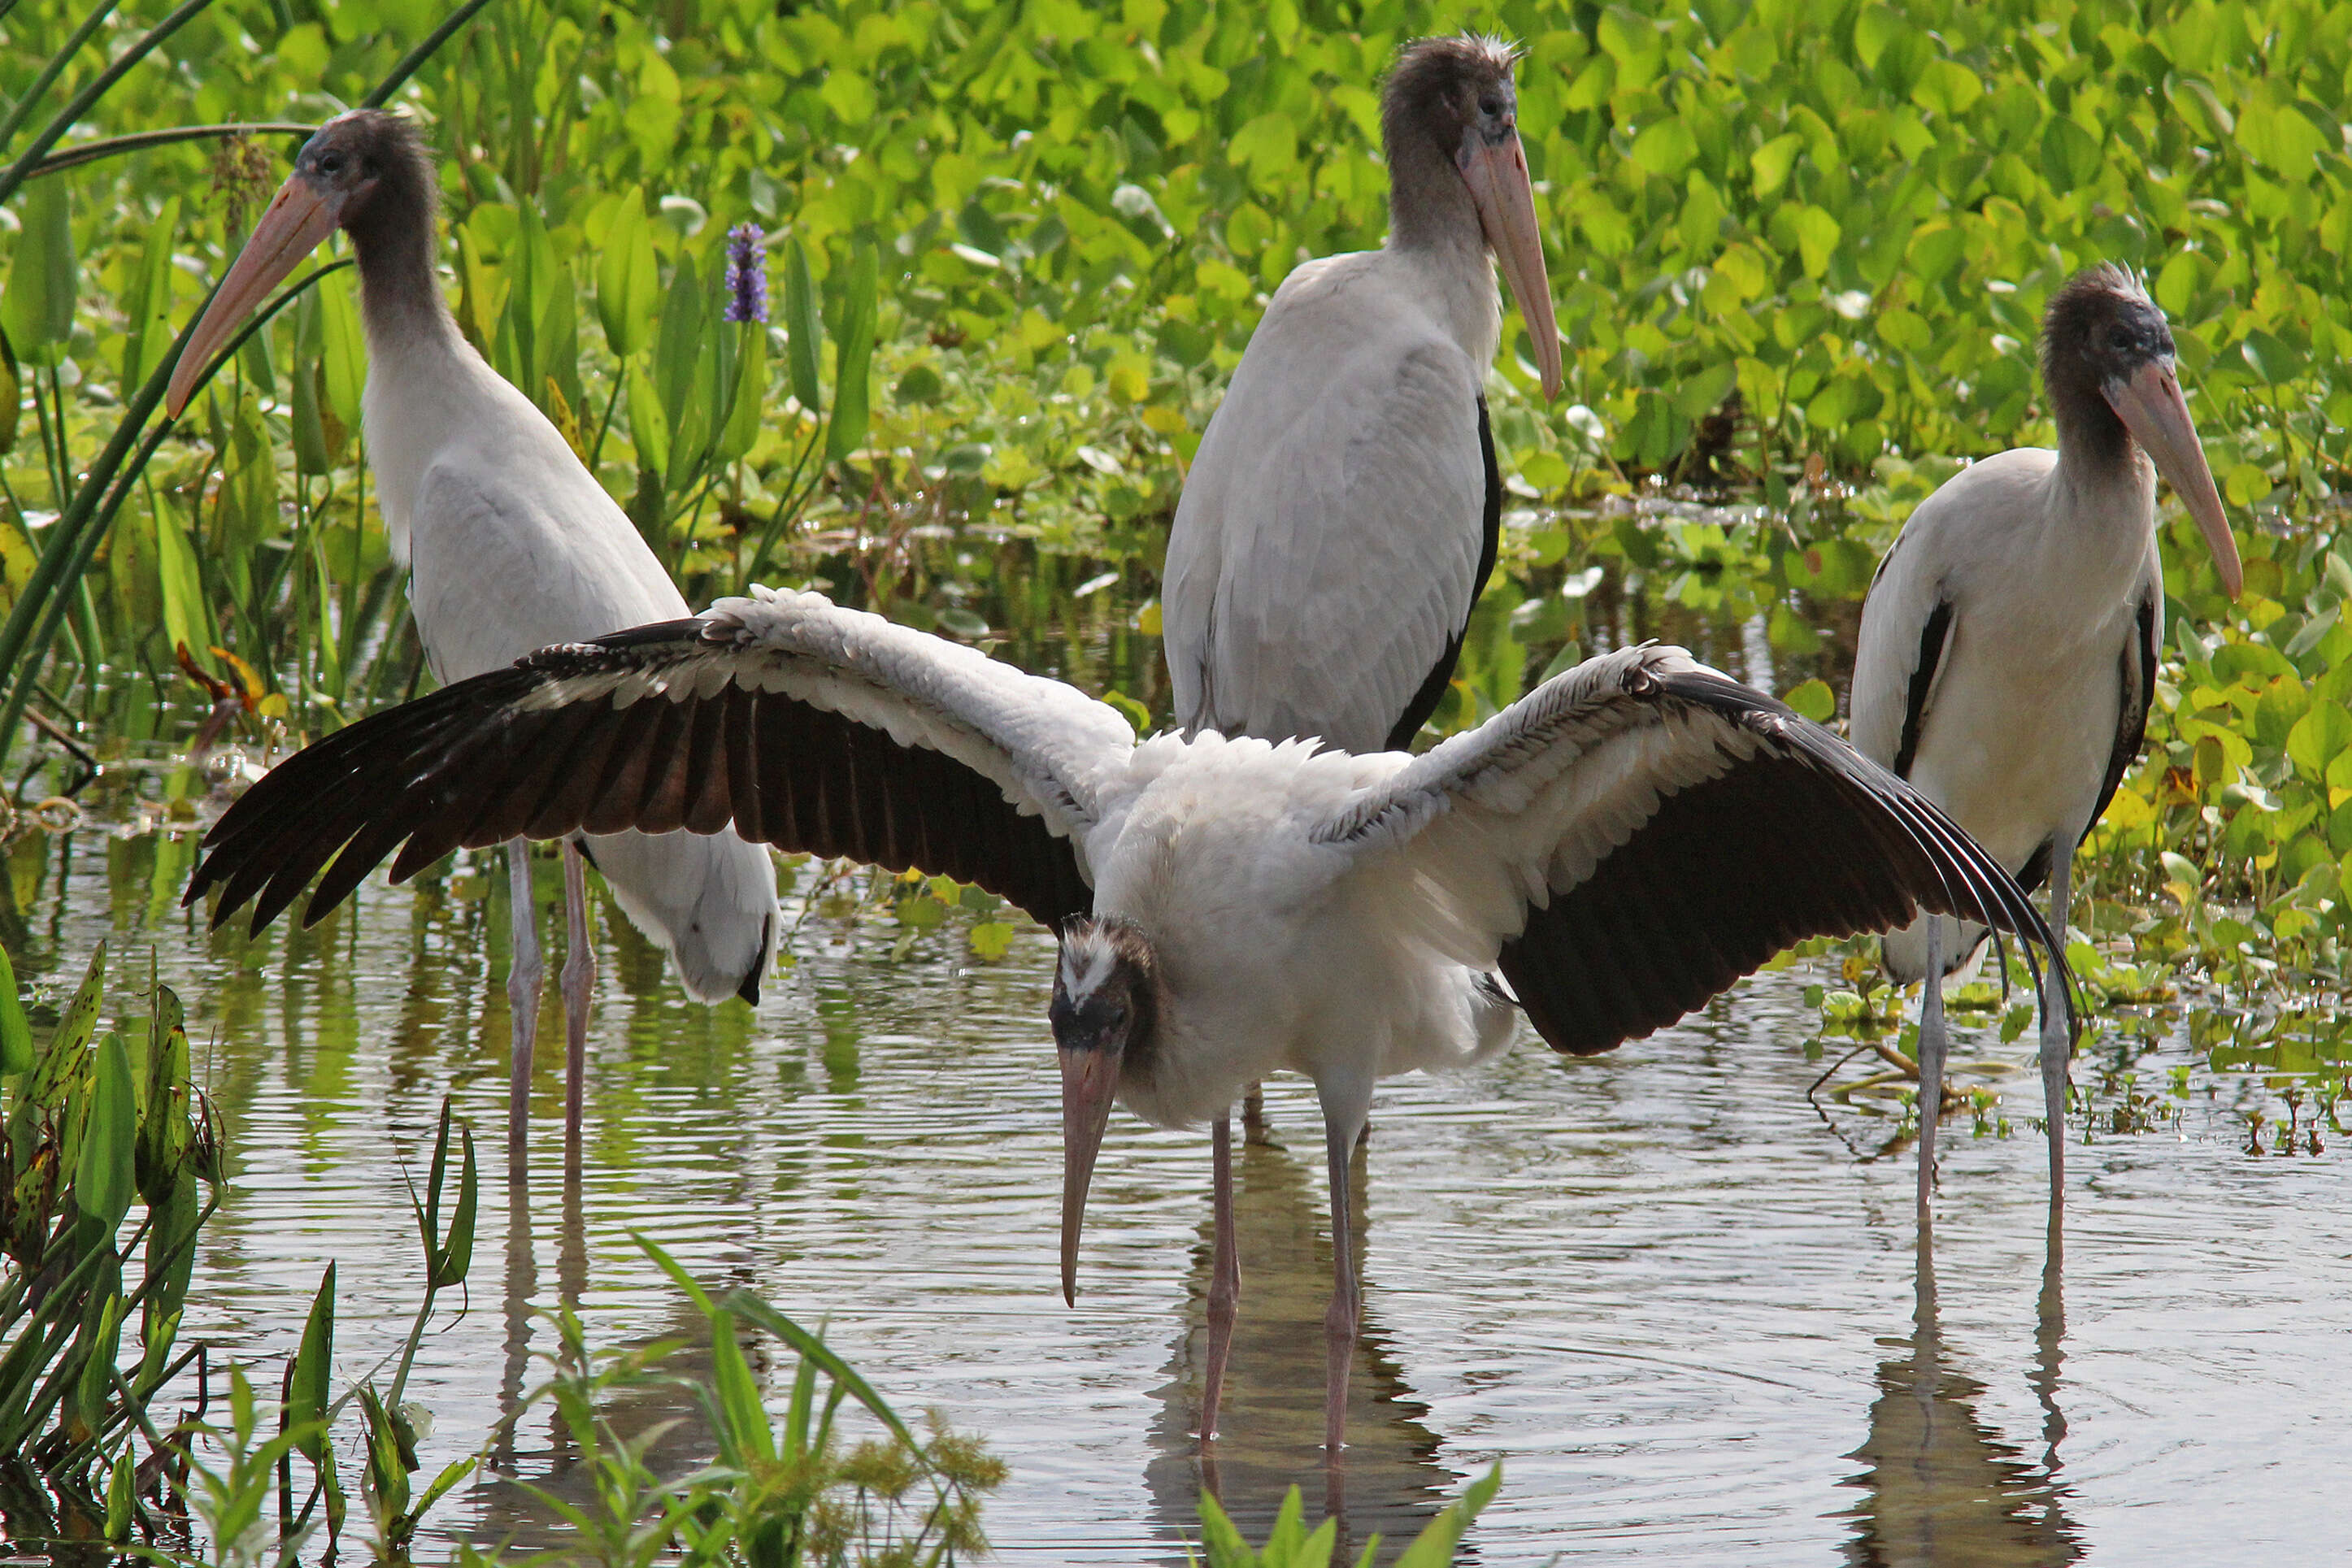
1840 1210 2079 1566
1144 1122 1472 1563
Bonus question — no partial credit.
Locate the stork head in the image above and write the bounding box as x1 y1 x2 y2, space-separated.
1383 35 1562 399
167 110 439 419
1050 914 1161 1306
2041 264 2241 597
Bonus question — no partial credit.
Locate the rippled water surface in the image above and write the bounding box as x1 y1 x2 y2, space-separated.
5 802 2348 1564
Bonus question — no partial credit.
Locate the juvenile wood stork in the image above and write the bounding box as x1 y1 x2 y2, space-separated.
185 586 2063 1450
1851 263 2239 1210
1163 33 1560 758
165 111 777 1146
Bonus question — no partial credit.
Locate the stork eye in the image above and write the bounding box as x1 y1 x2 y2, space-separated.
1479 93 1504 117
319 152 345 175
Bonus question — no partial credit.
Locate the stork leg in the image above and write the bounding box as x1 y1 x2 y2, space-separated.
1915 918 1946 1218
1201 1112 1239 1444
559 841 597 1163
2040 845 2076 1199
504 839 543 1152
1241 1083 1267 1145
1317 1076 1373 1453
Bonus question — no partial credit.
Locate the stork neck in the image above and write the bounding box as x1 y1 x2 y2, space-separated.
346 185 459 352
1385 129 1485 267
2046 371 2140 492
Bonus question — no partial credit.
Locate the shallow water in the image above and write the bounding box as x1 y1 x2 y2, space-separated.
5 788 2348 1565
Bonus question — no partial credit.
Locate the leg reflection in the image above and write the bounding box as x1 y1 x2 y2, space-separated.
1838 1215 2079 1565
1145 1112 1457 1559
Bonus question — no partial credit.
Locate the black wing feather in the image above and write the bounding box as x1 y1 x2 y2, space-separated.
1496 667 2065 1057
187 627 1095 934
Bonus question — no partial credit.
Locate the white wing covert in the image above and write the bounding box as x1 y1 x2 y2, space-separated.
188 588 1137 935
1318 646 2064 1055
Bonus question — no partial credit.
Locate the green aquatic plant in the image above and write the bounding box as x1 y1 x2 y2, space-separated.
481 1235 1002 1568
1190 1463 1502 1568
0 940 222 1546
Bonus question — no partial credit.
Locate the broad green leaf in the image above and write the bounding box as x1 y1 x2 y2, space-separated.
596 190 661 359
783 239 822 414
290 1263 335 1463
1 177 74 363
1782 677 1837 722
76 1033 137 1231
120 198 180 393
2285 701 2352 782
0 944 28 1078
825 241 878 464
715 327 766 463
318 269 367 434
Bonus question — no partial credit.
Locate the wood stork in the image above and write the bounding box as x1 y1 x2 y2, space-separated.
1851 263 2240 1211
1162 33 1560 759
184 586 2064 1450
165 111 778 1148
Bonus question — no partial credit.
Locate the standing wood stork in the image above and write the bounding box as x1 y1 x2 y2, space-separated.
1163 33 1561 759
184 586 2064 1451
165 111 776 1146
1851 263 2240 1210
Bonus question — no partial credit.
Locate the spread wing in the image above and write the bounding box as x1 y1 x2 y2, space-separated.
1315 645 2067 1056
187 588 1140 933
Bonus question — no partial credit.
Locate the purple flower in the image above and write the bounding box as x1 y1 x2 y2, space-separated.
723 223 768 324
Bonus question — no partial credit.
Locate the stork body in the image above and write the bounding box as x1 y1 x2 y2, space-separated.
1851 265 2240 1210
1164 34 1560 756
189 587 2063 1449
1162 39 1560 1429
167 111 776 1144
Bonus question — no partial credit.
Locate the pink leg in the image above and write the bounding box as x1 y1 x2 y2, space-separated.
504 840 543 1154
1322 1114 1359 1453
560 841 597 1161
1201 1113 1239 1443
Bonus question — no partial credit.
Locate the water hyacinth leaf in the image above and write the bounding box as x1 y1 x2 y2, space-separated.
290 1262 335 1463
318 269 367 434
825 241 878 464
653 248 705 452
142 1172 198 1324
2285 701 2352 782
77 1033 137 1231
626 360 668 477
1 176 74 363
783 238 822 413
715 326 766 464
120 196 180 393
154 500 210 662
0 943 28 1078
597 190 660 359
31 940 105 1110
1782 677 1836 723
135 984 188 1202
68 1292 125 1443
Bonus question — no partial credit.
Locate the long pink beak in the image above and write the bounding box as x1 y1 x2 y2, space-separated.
2104 358 2241 600
1459 128 1561 400
1059 1047 1120 1307
166 176 342 419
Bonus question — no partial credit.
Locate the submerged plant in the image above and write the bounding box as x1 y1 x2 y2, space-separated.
492 1235 1003 1568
